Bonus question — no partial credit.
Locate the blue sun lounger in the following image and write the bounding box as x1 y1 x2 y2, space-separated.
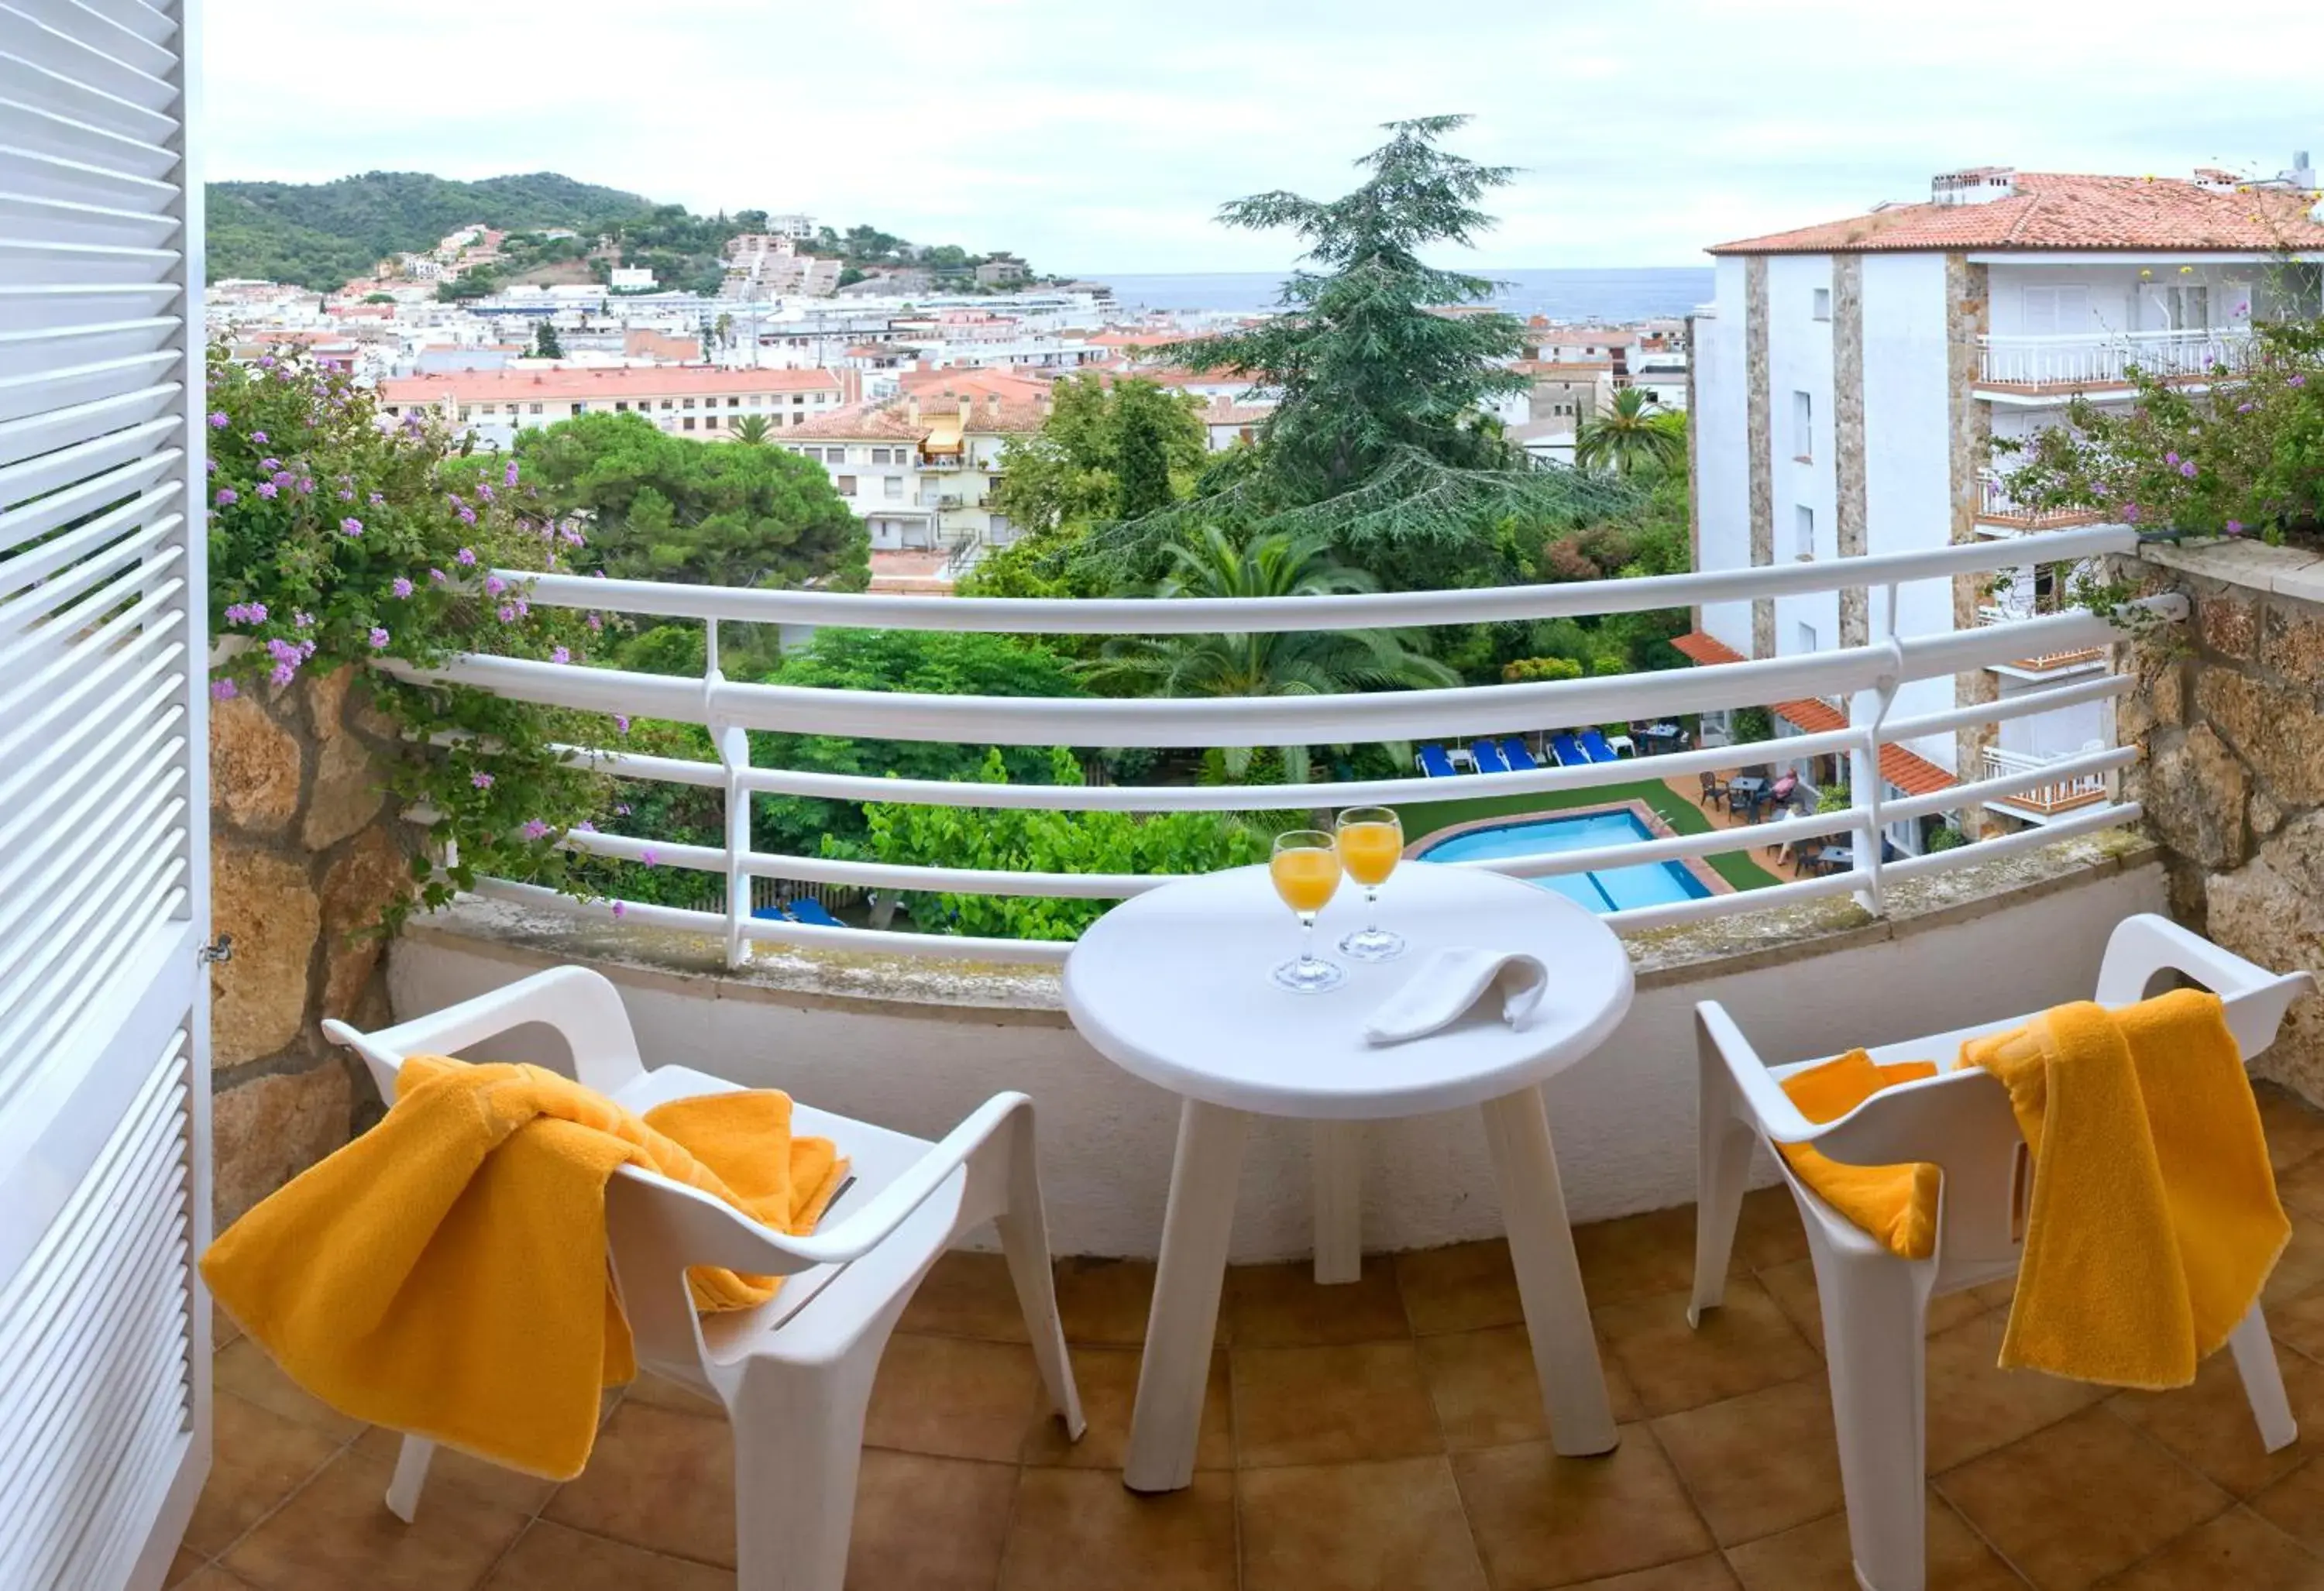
786 897 847 929
1470 740 1512 775
1499 737 1538 771
1580 728 1620 764
1417 743 1459 778
1549 731 1587 767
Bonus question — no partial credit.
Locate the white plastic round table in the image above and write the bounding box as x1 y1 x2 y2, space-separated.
1064 861 1635 1493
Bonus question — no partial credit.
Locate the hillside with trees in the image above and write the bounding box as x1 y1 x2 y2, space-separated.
207 170 1030 292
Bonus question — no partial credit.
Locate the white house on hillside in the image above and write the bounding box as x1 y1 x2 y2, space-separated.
1686 162 2324 844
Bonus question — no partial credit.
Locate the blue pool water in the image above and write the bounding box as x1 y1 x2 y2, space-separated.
1418 810 1714 913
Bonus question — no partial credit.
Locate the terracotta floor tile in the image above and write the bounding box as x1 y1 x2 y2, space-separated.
1924 1310 2110 1474
1020 1345 1232 1471
1652 1376 1845 1547
999 1468 1236 1591
2108 1340 2324 1497
177 1570 262 1591
1232 1340 1444 1468
1597 1277 1820 1417
1228 1259 1414 1346
2275 1155 2324 1222
1238 1455 1488 1591
863 1331 1048 1462
622 1371 724 1418
2257 1084 2324 1173
2271 1283 2324 1362
544 1400 734 1566
182 1391 348 1557
1723 1494 2023 1591
1395 1239 1525 1335
211 1336 366 1444
211 1301 243 1351
2092 1506 2324 1589
899 1249 1035 1342
351 1425 560 1517
2266 1220 2324 1308
166 1547 212 1588
1418 1322 1642 1450
1936 1407 2229 1589
1734 1184 1810 1270
482 1521 733 1589
1563 1558 1741 1590
223 1448 528 1591
1452 1429 1715 1587
1055 1256 1159 1346
844 1451 1017 1591
2250 1456 2324 1555
1573 1207 1716 1309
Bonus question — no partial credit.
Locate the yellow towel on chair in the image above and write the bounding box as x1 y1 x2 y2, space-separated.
1776 991 2287 1390
1961 991 2287 1390
200 1057 848 1479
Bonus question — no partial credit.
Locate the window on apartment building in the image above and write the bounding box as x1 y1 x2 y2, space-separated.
572 403 586 415
1792 390 1813 462
660 400 673 411
682 398 696 410
530 403 542 414
1795 504 1815 560
793 394 805 404
480 404 496 414
728 397 741 407
682 418 695 430
458 407 471 420
870 448 889 465
836 475 857 493
705 414 720 428
1796 620 1819 655
2022 284 2092 335
883 476 903 500
1812 287 1831 321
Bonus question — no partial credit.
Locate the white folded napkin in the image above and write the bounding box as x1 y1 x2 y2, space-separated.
1363 948 1549 1046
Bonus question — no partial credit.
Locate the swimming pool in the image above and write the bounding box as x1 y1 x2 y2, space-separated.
1416 809 1714 912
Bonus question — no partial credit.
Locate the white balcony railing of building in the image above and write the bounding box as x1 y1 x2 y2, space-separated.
1976 471 2108 531
1975 603 2109 671
390 524 2171 967
1976 325 2254 390
1982 745 2113 816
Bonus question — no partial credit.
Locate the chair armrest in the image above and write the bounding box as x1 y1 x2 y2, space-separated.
2094 913 2317 1061
1696 1001 1825 1144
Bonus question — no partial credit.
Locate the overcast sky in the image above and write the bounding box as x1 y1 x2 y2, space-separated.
206 1 2324 274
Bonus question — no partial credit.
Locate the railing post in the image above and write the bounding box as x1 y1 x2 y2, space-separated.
702 636 751 971
1847 688 1883 916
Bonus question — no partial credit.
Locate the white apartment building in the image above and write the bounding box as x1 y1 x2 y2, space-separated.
785 380 1050 555
375 365 850 450
1688 163 2324 845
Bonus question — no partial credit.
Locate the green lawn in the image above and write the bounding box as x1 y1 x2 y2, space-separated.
1395 775 1784 893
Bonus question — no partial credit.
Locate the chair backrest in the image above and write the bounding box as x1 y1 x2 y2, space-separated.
1809 912 2315 1280
321 964 649 1105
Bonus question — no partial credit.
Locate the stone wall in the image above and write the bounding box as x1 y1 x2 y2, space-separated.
2119 540 2324 1101
208 665 409 1227
1943 254 1997 833
1744 255 1775 658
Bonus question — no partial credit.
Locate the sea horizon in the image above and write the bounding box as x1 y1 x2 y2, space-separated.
1067 266 1714 321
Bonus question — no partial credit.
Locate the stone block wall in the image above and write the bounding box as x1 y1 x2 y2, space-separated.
208 665 410 1227
2119 541 2324 1101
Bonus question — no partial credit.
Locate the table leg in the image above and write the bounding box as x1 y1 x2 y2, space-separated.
1126 1098 1249 1493
1312 1119 1363 1284
1480 1084 1619 1457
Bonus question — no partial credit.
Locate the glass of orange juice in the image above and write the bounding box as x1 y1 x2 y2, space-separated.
1335 806 1405 961
1269 830 1346 993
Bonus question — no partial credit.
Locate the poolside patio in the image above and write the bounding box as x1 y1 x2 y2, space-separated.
171 1084 2324 1591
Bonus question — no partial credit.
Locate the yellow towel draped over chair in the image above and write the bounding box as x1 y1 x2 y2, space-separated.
1776 989 2288 1390
201 1056 847 1479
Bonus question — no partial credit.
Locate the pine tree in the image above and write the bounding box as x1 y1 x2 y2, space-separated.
1112 380 1182 519
531 318 566 359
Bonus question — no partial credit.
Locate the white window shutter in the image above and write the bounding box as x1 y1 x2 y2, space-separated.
0 2 208 1589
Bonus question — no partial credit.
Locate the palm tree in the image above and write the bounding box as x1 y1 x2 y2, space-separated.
1081 526 1458 780
1573 387 1685 476
731 413 772 445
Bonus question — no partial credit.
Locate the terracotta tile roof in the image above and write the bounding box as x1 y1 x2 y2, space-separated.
787 402 930 442
1669 634 1954 795
376 365 843 404
1710 172 2324 256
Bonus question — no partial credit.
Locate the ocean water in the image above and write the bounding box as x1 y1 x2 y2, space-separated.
1078 266 1713 321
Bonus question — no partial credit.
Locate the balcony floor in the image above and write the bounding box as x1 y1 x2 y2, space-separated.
174 1084 2324 1591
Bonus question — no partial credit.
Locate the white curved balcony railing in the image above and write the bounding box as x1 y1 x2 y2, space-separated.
1976 325 2253 390
391 523 2173 967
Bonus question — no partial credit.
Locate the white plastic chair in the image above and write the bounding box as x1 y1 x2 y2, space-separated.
1691 913 2313 1591
321 964 1085 1591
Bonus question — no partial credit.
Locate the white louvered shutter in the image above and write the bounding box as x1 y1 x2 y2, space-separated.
0 2 209 1589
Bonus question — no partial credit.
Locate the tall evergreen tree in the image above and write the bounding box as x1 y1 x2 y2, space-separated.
1112 380 1184 519
531 318 566 359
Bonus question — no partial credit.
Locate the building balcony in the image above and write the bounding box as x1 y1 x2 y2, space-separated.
1982 744 2113 820
1975 471 2112 533
1977 603 2110 673
1975 325 2254 398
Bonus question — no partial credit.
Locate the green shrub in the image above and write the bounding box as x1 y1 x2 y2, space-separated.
1501 655 1585 683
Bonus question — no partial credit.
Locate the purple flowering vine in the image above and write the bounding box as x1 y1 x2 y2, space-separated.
614 715 630 735
368 627 390 650
638 848 658 867
250 431 268 445
210 678 238 700
215 486 239 507
341 517 364 537
208 411 229 429
484 574 507 596
550 646 570 664
520 819 551 840
456 547 476 566
254 481 277 500
391 576 414 599
497 604 517 623
223 600 267 625
471 771 494 789
429 568 447 583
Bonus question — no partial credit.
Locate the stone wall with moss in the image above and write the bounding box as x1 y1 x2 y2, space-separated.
2119 540 2324 1101
208 665 409 1226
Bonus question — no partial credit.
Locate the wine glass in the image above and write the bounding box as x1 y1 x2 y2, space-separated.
1268 830 1346 993
1335 806 1405 961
